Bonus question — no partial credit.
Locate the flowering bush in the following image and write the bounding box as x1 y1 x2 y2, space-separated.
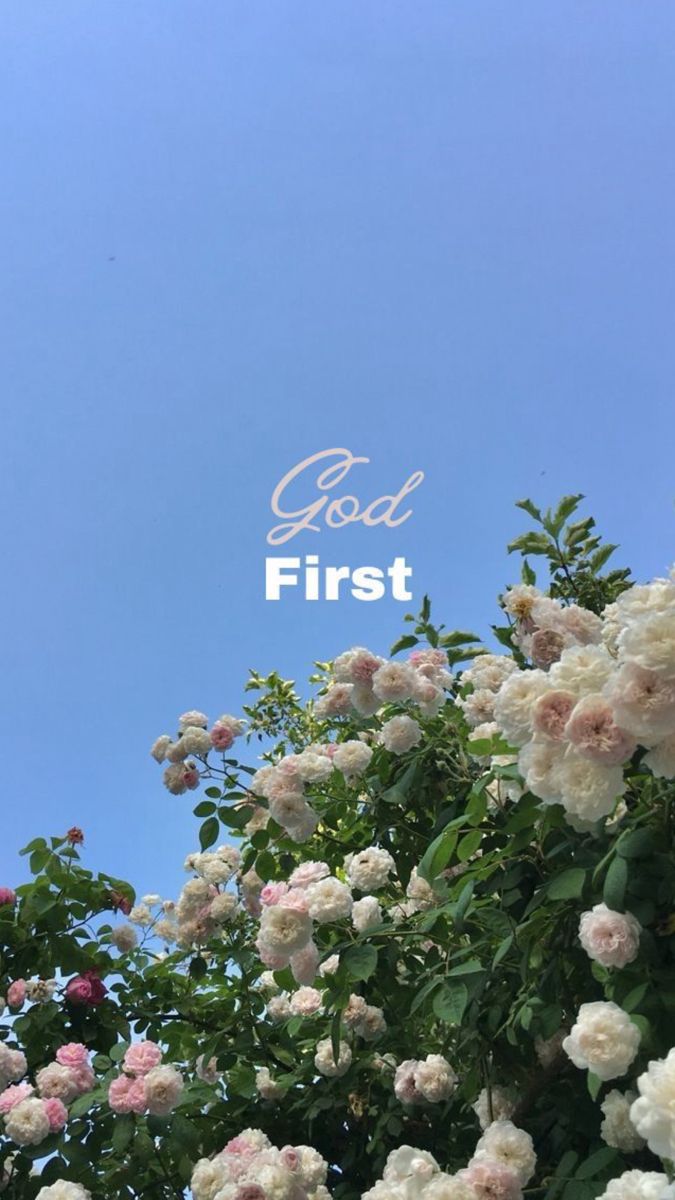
1 495 675 1199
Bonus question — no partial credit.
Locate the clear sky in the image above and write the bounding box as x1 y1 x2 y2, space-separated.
1 3 673 901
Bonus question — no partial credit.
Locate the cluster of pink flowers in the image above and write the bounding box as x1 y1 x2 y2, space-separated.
316 646 452 720
0 1043 94 1147
0 888 16 907
3 971 103 1015
254 860 350 980
191 1127 330 1200
107 1041 184 1117
249 742 370 843
151 710 245 795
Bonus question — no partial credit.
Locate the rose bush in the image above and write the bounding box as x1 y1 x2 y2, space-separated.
1 495 675 1199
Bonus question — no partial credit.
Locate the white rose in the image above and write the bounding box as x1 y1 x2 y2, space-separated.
563 1001 640 1081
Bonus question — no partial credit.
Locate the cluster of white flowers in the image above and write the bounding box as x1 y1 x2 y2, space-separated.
151 710 245 795
563 1001 641 1081
394 1055 457 1105
191 1128 330 1200
487 578 675 825
363 1121 536 1200
138 850 242 950
316 646 452 721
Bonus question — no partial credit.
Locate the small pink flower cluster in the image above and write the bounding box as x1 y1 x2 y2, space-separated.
190 1127 329 1200
0 1043 95 1147
107 1041 184 1117
254 861 353 983
249 746 341 844
0 888 16 907
151 711 245 796
317 646 452 720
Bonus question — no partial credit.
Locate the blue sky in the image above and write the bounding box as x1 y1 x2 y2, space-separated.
1 2 673 901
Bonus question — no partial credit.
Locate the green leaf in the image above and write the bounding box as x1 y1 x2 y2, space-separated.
507 532 553 557
521 559 536 585
194 801 217 817
390 634 419 656
457 829 482 862
515 498 543 522
447 958 484 977
587 1072 602 1101
381 761 419 805
548 868 586 900
343 944 378 981
603 856 628 911
199 817 219 849
112 1112 134 1153
621 982 649 1013
574 1146 618 1179
433 981 468 1025
617 829 656 859
439 630 481 648
588 544 618 573
417 825 457 883
492 934 514 968
204 786 222 799
450 880 474 926
550 493 584 536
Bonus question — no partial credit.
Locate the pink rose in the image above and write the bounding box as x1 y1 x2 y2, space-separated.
280 1147 300 1171
0 1083 34 1113
565 695 637 766
108 1074 148 1114
256 944 287 969
0 888 16 906
56 1043 89 1069
290 940 320 986
210 723 235 751
532 690 576 741
7 979 26 1009
578 903 642 969
70 1064 96 1094
224 1133 260 1156
123 1041 163 1077
288 862 330 889
260 882 289 907
459 1159 522 1200
43 1097 68 1132
65 970 107 1006
278 888 309 914
183 764 200 790
236 1187 265 1200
